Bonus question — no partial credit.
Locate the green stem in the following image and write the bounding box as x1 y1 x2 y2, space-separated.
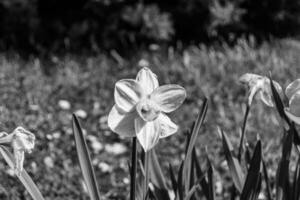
130 137 137 200
238 104 250 161
143 150 150 200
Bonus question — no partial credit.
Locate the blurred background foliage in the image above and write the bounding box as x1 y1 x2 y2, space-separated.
1 0 300 54
1 1 300 199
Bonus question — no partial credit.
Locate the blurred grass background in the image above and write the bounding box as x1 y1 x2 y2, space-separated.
0 38 300 199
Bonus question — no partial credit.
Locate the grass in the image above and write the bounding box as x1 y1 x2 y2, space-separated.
0 38 300 199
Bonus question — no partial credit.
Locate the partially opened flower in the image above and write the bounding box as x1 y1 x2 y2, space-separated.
108 67 186 152
0 126 35 175
239 73 283 107
284 79 300 125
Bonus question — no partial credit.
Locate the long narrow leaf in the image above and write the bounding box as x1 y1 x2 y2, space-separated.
219 128 244 192
177 161 184 200
252 174 262 200
240 141 262 200
183 98 208 193
292 158 300 200
207 156 215 200
149 150 170 200
244 143 252 168
275 129 293 200
193 149 210 199
135 174 144 200
269 76 300 145
184 170 207 200
72 114 101 200
184 184 200 200
0 146 45 200
269 76 287 122
262 161 272 200
169 164 178 196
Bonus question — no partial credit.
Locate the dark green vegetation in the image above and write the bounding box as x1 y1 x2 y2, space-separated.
0 39 300 199
1 0 300 52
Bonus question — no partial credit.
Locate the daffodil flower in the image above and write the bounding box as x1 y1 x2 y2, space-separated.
0 127 35 175
284 79 300 125
108 67 186 152
239 73 282 106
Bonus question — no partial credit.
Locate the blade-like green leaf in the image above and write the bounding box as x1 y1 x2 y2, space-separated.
177 161 184 200
269 76 287 121
240 141 262 200
244 144 252 168
193 149 210 199
275 129 293 200
184 184 200 200
149 150 170 200
183 98 208 193
263 161 272 200
72 114 101 200
0 146 45 200
269 76 300 145
206 156 215 200
169 164 178 195
292 158 300 200
252 174 262 200
135 174 144 200
184 170 207 200
219 129 244 192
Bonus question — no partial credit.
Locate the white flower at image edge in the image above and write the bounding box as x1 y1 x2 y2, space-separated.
239 73 283 107
283 79 300 125
108 67 186 152
0 126 35 175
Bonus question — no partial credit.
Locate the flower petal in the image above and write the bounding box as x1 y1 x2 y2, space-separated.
286 79 300 99
156 114 178 138
239 73 263 86
150 85 186 113
135 117 160 152
285 108 300 125
240 73 283 107
13 149 24 176
259 90 274 107
240 73 267 106
136 67 159 95
289 91 300 117
259 79 283 107
114 79 143 113
248 83 262 106
0 133 12 144
108 105 137 137
11 127 35 152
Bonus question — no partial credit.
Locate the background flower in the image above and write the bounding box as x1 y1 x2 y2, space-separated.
239 73 283 107
0 127 35 175
284 79 300 125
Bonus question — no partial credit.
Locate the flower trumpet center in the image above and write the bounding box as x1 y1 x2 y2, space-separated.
136 98 160 121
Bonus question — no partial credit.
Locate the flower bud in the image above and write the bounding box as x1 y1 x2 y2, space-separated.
11 127 35 175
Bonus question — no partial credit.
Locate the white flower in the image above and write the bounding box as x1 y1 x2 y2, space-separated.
239 73 282 106
284 79 300 125
74 109 87 119
58 100 71 110
108 67 186 152
0 127 35 175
